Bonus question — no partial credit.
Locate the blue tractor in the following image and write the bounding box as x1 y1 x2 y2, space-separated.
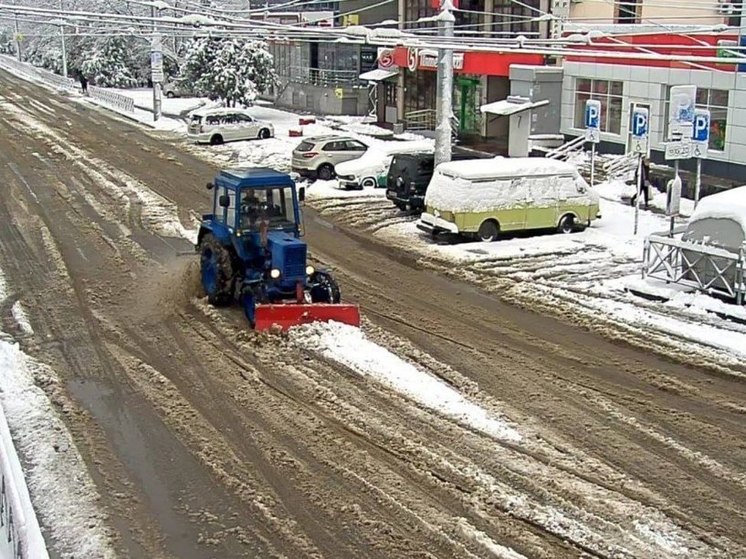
196 168 360 330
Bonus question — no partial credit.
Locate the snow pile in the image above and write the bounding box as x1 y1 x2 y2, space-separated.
0 271 115 558
11 301 34 335
305 180 386 200
689 185 746 236
290 322 522 443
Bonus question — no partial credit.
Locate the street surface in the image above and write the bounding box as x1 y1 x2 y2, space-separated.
0 70 745 558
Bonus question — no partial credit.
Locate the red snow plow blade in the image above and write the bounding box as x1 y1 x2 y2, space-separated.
254 304 361 331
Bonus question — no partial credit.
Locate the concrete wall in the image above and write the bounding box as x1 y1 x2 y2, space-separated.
272 80 370 116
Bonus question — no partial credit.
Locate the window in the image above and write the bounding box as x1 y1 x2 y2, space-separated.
573 78 623 134
345 140 367 151
664 87 729 151
614 0 641 24
322 141 345 151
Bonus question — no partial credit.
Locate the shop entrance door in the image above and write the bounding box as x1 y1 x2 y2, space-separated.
456 77 481 136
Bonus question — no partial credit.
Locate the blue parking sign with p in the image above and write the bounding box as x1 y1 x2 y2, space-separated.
585 100 600 129
693 109 710 143
632 107 649 138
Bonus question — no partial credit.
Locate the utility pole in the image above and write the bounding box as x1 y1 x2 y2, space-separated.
434 0 455 167
59 0 68 78
151 5 163 121
13 0 21 61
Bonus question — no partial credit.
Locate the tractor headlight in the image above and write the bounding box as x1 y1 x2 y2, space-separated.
270 268 281 279
306 265 315 276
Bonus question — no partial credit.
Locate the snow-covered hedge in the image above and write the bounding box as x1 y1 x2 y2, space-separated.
689 185 746 238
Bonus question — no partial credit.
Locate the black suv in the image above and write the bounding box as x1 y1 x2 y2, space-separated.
385 151 480 212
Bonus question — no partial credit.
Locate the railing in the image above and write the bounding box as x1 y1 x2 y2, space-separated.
285 66 361 87
0 54 77 92
88 86 135 114
404 109 459 139
643 228 746 305
546 135 586 160
0 404 50 559
603 152 638 180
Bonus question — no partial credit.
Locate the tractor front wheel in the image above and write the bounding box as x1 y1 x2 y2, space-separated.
310 271 341 304
200 234 235 306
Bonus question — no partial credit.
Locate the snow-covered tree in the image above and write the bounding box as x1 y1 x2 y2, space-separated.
80 37 138 87
0 30 14 55
183 37 278 107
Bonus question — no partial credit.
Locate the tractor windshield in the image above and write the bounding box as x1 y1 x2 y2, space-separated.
239 187 297 232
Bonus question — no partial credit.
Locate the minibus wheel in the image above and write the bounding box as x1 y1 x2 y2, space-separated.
558 214 575 234
478 220 499 242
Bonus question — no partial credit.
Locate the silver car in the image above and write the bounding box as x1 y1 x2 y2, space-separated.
187 108 274 145
291 136 368 181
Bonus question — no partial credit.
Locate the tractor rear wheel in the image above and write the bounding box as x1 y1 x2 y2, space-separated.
199 234 235 306
310 271 341 304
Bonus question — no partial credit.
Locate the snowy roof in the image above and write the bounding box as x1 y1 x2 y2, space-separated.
689 185 746 236
437 157 578 181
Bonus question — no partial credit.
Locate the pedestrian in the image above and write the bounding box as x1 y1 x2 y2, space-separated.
631 156 652 209
77 71 88 95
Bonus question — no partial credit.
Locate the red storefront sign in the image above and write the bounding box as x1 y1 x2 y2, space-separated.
392 46 543 77
566 32 739 72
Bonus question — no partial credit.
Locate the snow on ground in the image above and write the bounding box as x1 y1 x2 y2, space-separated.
0 269 115 558
11 301 33 335
305 179 387 200
291 321 522 443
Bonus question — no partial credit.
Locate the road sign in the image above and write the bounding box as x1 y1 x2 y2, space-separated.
585 99 600 129
630 106 649 155
665 138 693 160
151 51 164 82
631 106 649 138
584 128 600 143
668 85 696 140
692 108 710 159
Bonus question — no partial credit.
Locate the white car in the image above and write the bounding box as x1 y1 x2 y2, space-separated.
187 108 274 145
335 140 434 190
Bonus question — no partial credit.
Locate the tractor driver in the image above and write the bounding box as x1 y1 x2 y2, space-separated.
240 193 267 229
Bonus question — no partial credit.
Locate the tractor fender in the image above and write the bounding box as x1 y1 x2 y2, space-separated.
197 221 233 248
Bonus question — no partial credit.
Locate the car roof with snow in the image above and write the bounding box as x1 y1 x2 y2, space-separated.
437 157 578 180
305 135 361 143
688 185 746 237
191 107 252 117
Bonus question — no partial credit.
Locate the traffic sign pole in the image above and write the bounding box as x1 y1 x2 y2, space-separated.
695 158 702 210
585 100 601 186
590 143 596 188
634 154 642 236
671 160 679 236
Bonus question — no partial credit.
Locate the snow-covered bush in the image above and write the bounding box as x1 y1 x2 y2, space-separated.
0 30 13 55
183 37 278 107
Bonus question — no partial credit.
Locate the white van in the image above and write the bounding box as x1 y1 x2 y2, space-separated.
418 158 601 241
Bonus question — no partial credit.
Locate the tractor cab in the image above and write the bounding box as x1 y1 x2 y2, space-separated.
208 167 303 238
197 167 359 331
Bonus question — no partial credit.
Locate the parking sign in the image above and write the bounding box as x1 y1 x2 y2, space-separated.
585 100 600 129
668 85 696 140
630 106 650 155
692 108 710 158
584 100 601 143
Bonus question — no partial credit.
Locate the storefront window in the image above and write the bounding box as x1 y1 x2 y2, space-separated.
573 78 623 134
664 87 729 151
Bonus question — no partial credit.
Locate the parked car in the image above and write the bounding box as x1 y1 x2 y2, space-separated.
418 158 600 242
385 151 477 212
291 136 368 181
162 77 198 98
681 185 746 295
335 141 434 190
187 108 274 145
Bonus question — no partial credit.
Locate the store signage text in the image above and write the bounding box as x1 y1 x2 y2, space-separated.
406 48 464 71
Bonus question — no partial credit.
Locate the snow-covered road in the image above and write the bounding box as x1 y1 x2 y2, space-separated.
0 71 745 558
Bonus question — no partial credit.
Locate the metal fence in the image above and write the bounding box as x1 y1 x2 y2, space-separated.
286 66 362 87
0 406 50 559
0 54 77 92
88 86 135 114
643 227 746 305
